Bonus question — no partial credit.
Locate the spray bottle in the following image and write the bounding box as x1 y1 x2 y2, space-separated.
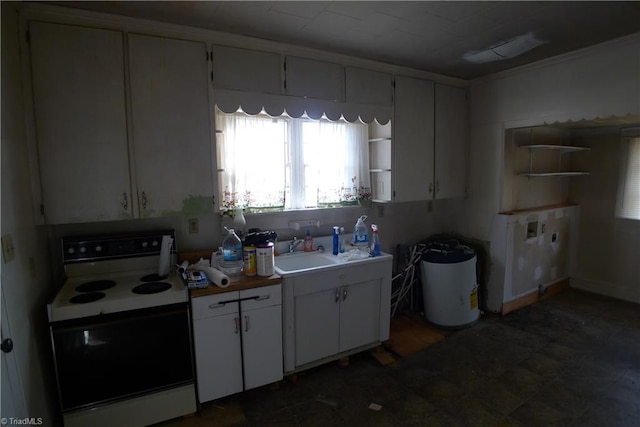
370 224 381 257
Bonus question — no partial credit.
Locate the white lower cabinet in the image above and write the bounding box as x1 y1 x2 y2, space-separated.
192 285 282 403
295 280 381 367
283 257 392 373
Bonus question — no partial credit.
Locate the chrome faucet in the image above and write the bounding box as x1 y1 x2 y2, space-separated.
288 237 304 253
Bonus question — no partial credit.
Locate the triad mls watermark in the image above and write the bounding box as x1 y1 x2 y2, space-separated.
0 418 44 425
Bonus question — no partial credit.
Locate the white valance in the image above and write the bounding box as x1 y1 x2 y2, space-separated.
214 89 392 124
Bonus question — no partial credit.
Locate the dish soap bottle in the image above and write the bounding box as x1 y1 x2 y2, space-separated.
353 215 369 251
222 227 243 275
303 229 314 252
370 224 381 257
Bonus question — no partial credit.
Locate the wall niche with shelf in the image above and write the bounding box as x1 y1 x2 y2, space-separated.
368 121 392 202
502 126 590 212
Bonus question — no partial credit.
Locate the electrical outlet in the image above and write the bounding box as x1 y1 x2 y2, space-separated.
2 234 16 263
188 218 199 234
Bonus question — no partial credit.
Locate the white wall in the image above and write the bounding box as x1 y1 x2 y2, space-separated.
1 2 58 424
569 128 640 303
463 33 640 307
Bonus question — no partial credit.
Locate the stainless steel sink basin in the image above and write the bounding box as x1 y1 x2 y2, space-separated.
274 252 340 273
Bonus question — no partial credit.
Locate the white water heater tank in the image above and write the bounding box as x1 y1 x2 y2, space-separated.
420 246 479 328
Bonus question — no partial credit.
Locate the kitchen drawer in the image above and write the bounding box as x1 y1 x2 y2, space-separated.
240 284 281 311
192 291 240 320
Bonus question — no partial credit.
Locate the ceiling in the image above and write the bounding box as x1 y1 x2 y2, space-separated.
45 1 640 80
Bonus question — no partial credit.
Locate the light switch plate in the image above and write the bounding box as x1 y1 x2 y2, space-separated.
2 234 16 263
188 218 199 234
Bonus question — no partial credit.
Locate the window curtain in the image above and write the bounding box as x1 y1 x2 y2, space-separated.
216 110 287 210
217 108 370 211
618 137 640 220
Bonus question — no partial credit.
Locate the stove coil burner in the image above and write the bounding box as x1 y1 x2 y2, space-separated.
75 280 116 293
70 292 106 304
132 282 172 295
140 273 168 282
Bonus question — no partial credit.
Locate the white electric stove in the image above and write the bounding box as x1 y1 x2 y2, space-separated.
47 230 196 427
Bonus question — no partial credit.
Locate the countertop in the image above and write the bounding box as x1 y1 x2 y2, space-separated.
179 249 281 298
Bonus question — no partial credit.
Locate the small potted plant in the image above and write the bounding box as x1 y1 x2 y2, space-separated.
357 185 372 207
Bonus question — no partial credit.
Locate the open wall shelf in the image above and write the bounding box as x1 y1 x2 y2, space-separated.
518 144 590 177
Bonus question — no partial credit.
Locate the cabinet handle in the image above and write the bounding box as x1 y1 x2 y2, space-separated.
121 192 128 211
342 288 348 301
234 317 239 334
253 295 270 301
208 302 226 309
428 182 434 194
141 191 147 210
335 288 341 303
244 315 250 332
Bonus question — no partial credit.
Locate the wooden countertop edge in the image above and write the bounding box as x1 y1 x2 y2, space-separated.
190 274 281 297
499 202 578 215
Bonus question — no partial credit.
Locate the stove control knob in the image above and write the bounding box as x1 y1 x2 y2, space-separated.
79 246 87 254
68 247 75 255
95 245 103 252
152 240 159 247
142 241 148 248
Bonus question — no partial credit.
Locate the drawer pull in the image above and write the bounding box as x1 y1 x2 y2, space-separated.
208 302 226 309
253 295 270 301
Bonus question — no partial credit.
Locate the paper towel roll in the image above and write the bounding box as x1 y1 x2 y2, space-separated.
202 266 230 288
158 235 174 277
176 260 189 274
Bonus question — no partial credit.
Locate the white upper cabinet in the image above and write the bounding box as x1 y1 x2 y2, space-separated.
434 83 467 199
212 45 282 94
393 75 435 202
285 56 344 101
29 22 131 224
128 34 214 218
345 67 392 106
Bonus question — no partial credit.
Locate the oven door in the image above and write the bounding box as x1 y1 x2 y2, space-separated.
50 303 194 412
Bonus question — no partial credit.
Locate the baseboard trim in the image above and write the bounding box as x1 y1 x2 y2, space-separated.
502 278 570 315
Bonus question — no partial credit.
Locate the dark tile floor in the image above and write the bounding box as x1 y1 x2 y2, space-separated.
162 289 640 427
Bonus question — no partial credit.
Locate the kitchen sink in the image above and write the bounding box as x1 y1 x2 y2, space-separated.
274 252 340 273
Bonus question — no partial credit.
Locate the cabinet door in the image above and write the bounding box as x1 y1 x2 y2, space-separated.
213 45 282 94
128 34 214 218
294 289 340 367
285 56 344 101
346 67 392 106
193 312 243 402
339 280 381 352
29 22 131 224
393 76 435 202
435 84 467 199
241 305 283 391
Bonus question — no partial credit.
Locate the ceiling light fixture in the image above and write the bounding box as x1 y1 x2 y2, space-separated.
463 32 547 64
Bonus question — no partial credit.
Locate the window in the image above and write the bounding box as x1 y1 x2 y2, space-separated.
616 135 640 220
216 108 370 212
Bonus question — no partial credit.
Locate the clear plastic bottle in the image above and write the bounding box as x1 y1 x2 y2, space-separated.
339 227 345 253
370 224 381 257
353 215 369 251
222 227 243 275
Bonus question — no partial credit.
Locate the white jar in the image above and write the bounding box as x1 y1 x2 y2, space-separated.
256 243 274 277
